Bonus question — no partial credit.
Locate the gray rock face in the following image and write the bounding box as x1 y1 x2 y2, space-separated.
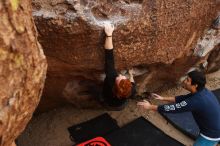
32 0 220 111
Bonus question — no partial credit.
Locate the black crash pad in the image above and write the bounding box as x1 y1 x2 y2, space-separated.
68 113 119 144
104 117 183 146
161 89 220 139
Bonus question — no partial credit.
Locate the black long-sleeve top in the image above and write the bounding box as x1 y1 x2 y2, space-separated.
102 49 136 107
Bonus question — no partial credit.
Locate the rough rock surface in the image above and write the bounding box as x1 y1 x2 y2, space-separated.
32 0 220 111
0 0 47 145
208 44 220 73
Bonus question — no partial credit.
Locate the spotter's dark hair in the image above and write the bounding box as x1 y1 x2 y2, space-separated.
187 70 206 91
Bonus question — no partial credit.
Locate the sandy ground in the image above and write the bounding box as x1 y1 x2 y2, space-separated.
17 70 220 146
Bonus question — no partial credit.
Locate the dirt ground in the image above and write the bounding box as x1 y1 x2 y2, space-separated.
17 70 220 146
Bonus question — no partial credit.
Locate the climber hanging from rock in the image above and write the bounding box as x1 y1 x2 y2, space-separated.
101 22 136 110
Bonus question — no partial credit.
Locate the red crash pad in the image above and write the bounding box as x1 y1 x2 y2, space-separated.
77 137 111 146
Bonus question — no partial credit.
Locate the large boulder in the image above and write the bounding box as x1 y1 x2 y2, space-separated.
32 0 220 111
0 0 47 145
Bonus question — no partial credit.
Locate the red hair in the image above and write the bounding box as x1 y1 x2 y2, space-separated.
114 79 132 99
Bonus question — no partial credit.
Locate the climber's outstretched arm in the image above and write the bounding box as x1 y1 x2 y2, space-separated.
104 23 114 50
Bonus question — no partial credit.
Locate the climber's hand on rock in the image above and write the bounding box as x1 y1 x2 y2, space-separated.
104 22 114 50
104 23 114 36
